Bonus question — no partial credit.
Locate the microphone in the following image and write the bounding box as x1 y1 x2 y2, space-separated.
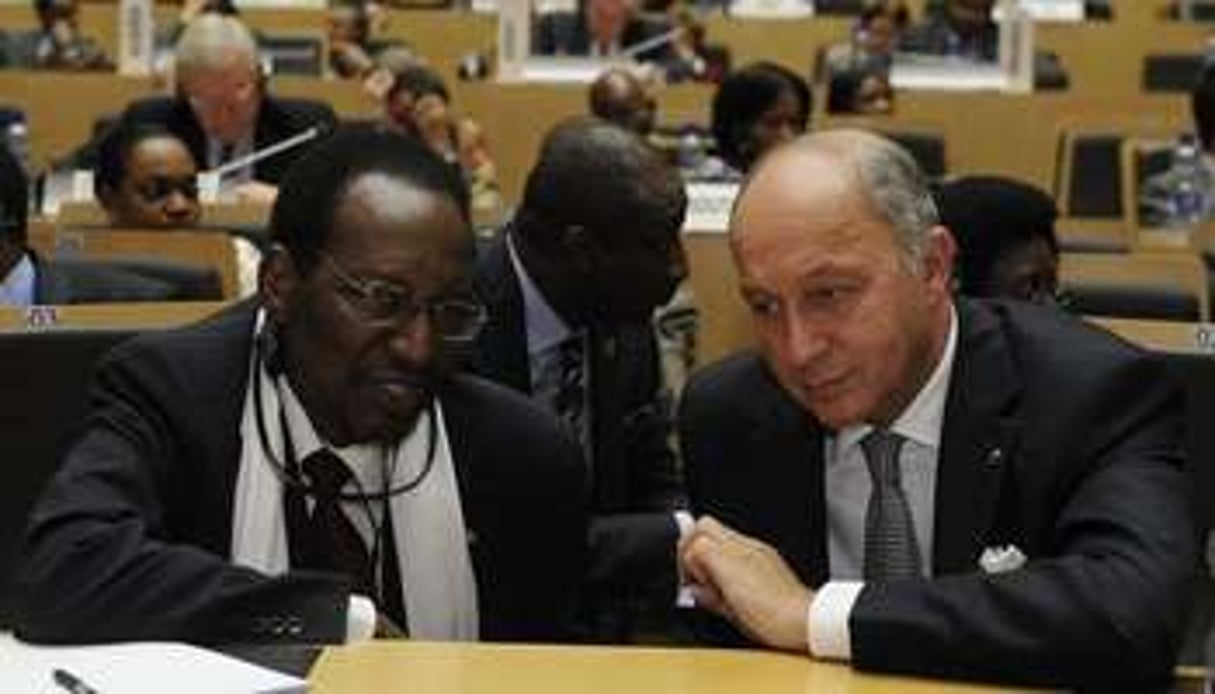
209 125 325 179
619 27 683 60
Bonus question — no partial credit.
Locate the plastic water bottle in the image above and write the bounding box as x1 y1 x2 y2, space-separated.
1167 133 1211 227
117 0 153 76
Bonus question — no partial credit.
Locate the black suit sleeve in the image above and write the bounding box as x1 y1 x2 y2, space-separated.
851 353 1196 689
14 345 350 645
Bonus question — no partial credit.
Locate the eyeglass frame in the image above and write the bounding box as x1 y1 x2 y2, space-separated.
319 251 487 343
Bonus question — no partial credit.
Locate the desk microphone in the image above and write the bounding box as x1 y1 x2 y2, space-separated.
209 125 326 179
619 27 683 60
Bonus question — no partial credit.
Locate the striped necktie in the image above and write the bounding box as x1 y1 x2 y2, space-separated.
861 429 922 581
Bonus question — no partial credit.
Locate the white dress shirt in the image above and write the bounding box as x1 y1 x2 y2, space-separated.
230 312 479 642
808 306 958 660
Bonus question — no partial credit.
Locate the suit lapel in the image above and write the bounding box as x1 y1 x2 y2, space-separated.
933 301 1024 575
744 358 830 586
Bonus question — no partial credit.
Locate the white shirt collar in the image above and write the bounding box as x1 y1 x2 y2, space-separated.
834 305 959 454
506 230 573 357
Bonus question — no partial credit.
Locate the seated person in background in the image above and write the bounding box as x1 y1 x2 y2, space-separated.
93 121 261 297
453 117 503 220
94 123 202 230
818 1 906 80
706 61 812 179
588 67 658 137
382 64 501 218
899 0 996 61
119 15 337 201
16 128 588 645
327 0 376 79
472 117 689 641
934 175 1060 303
677 130 1195 689
0 146 181 305
818 1 905 114
0 0 111 70
535 0 672 63
825 68 894 115
661 5 729 85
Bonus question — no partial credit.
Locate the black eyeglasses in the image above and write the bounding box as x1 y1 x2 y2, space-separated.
321 252 486 343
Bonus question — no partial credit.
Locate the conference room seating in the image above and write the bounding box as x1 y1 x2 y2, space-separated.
28 225 238 300
882 128 948 180
1061 249 1211 322
1142 52 1207 93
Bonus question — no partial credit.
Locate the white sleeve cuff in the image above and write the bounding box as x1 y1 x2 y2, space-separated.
345 594 377 644
673 511 696 608
807 581 864 661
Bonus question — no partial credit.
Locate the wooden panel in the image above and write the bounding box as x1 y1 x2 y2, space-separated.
0 300 227 331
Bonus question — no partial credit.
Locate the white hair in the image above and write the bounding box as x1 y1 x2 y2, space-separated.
174 14 260 80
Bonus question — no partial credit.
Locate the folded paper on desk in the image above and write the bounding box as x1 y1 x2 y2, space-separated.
0 633 306 693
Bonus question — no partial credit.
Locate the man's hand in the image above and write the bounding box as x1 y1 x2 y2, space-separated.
679 515 814 653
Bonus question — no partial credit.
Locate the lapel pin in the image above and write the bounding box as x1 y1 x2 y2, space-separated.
979 544 1026 574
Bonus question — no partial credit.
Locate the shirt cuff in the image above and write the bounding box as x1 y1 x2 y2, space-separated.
807 580 864 661
345 594 377 643
673 510 696 608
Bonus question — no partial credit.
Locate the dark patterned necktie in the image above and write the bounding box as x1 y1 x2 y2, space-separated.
300 450 376 596
861 430 922 581
552 335 587 443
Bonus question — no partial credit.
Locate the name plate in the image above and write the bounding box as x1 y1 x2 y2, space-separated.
994 0 1085 22
729 0 813 20
890 58 1011 91
683 182 740 233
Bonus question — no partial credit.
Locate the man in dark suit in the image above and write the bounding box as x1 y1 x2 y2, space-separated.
16 128 587 645
677 130 1196 689
120 14 335 196
534 0 671 63
471 117 687 639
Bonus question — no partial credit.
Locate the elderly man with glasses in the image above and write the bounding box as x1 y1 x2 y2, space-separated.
15 128 589 646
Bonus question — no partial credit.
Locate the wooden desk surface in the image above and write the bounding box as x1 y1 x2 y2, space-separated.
308 641 1030 693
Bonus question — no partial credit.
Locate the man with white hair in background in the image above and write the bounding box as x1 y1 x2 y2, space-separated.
118 14 336 202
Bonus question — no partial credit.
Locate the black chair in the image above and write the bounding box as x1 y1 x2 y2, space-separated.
260 34 327 77
1143 54 1207 93
884 130 947 180
0 327 141 626
1058 132 1124 218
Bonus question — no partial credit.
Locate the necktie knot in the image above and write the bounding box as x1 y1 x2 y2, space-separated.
861 429 905 486
303 450 353 501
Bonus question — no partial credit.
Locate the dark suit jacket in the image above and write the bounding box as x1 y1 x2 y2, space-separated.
470 233 684 615
680 299 1196 689
119 94 337 184
33 256 179 304
533 11 671 63
15 301 588 645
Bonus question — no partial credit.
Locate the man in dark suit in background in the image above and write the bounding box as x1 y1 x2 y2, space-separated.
472 117 688 640
678 129 1196 689
120 14 336 200
534 0 671 63
16 128 587 645
0 144 181 304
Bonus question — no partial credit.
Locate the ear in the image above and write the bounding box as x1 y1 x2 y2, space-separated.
259 243 300 323
922 224 957 297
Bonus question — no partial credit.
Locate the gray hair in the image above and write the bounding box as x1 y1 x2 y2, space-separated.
744 129 940 269
850 131 940 268
174 14 260 80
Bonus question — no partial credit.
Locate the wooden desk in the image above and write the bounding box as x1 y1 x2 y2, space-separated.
309 641 1030 693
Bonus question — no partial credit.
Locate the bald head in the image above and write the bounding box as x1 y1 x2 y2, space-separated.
735 129 939 268
588 68 656 136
